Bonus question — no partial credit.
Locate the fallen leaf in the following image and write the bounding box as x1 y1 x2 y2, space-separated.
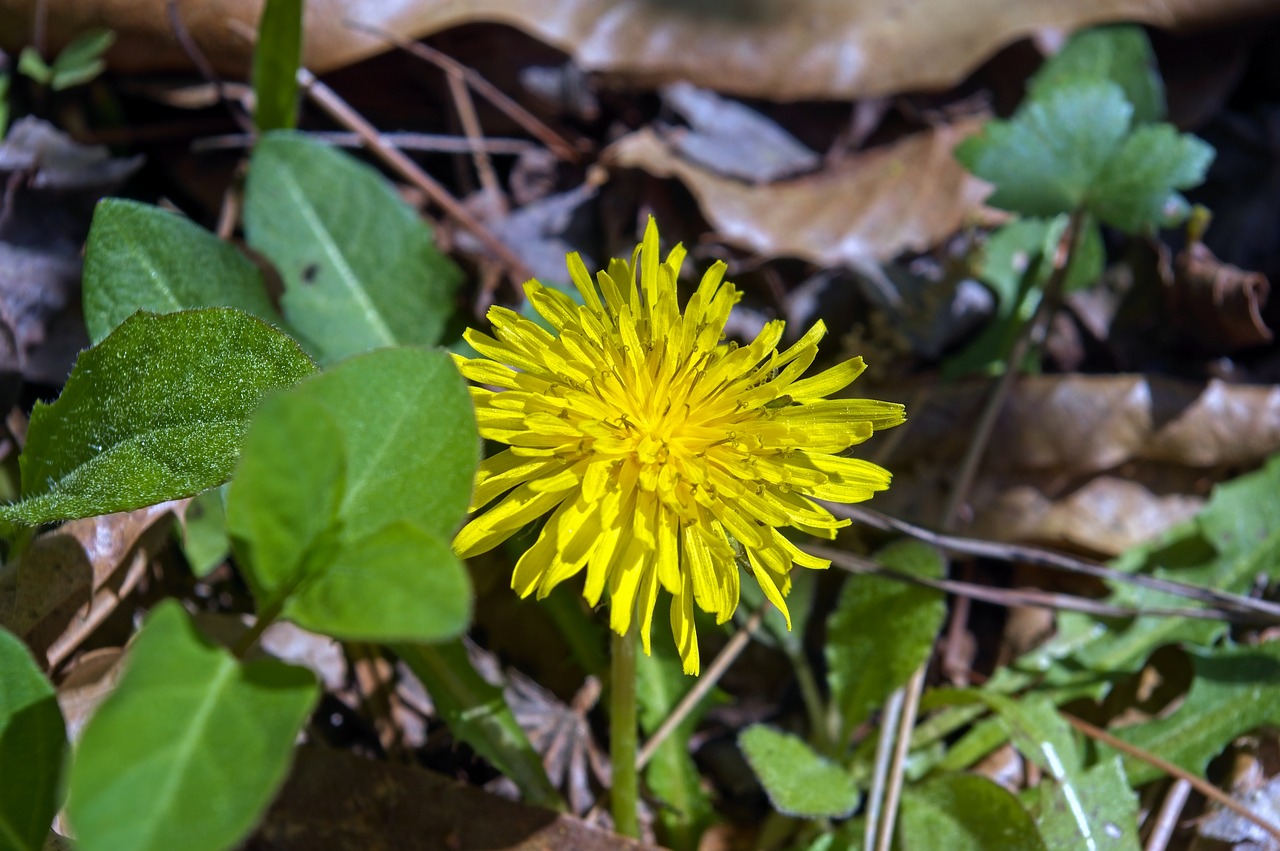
605 121 991 265
0 501 179 667
1165 240 1273 352
5 0 1272 100
247 744 661 851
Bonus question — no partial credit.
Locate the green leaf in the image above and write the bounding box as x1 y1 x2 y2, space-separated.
48 29 115 90
1035 757 1141 851
0 309 315 530
228 348 475 642
899 774 1047 851
956 79 1212 233
179 487 230 578
0 628 65 851
637 639 716 851
1089 124 1214 233
65 601 317 851
1028 25 1165 124
1118 641 1280 786
825 540 945 737
83 199 281 344
983 693 1081 779
287 522 470 642
16 48 51 85
956 81 1133 219
244 133 463 363
739 725 859 819
252 0 302 131
394 641 563 810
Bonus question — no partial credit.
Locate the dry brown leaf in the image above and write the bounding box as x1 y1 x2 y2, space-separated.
247 745 661 851
0 501 180 668
606 122 990 265
889 374 1280 475
1165 241 1273 352
4 0 1271 99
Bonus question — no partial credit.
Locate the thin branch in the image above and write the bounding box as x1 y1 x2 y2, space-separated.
636 603 767 770
829 504 1280 622
166 0 254 134
874 666 925 851
1063 713 1280 845
1144 778 1191 851
341 19 582 162
193 130 538 156
445 68 504 210
297 68 533 284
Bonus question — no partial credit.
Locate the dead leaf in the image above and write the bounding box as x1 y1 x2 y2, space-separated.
606 121 991 266
56 647 124 742
0 501 179 668
1165 241 1273 352
5 0 1272 100
247 744 661 851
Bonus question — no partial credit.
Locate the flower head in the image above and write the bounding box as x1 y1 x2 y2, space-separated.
453 218 904 674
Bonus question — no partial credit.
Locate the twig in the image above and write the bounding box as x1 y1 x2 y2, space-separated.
193 130 538 156
166 0 254 134
864 688 905 851
829 504 1280 621
1144 779 1191 851
297 68 533 284
1063 713 1280 845
445 68 504 211
874 666 926 851
807 545 1269 624
341 19 582 162
636 603 767 770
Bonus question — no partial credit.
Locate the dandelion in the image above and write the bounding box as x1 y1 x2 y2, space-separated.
453 218 905 676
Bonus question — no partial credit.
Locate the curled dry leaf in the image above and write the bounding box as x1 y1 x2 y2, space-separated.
1165 241 1273 352
0 501 179 667
605 121 991 266
5 0 1271 99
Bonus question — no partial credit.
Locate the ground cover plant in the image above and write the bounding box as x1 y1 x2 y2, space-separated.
1 2 1279 850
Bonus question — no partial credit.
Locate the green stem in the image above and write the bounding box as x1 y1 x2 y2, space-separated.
610 626 640 838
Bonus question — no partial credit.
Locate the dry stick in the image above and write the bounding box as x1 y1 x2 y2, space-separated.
1063 713 1280 845
871 210 1088 851
194 130 538 156
445 69 505 210
863 687 906 851
1144 779 1192 851
808 545 1260 623
831 504 1280 621
341 19 582 163
635 603 768 770
297 68 533 285
166 0 255 134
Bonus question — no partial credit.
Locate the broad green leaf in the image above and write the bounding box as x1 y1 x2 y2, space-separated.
82 199 280 344
1028 25 1165 124
227 394 346 603
825 540 945 738
0 309 315 530
957 77 1213 233
285 522 470 642
252 0 302 131
1036 757 1140 851
739 725 858 819
638 640 716 851
179 487 230 578
279 346 478 541
1118 641 1280 786
956 82 1133 219
48 29 114 90
65 601 317 851
899 774 1047 851
983 693 1080 780
1089 124 1214 234
0 628 65 851
244 133 463 363
395 641 563 810
228 350 474 642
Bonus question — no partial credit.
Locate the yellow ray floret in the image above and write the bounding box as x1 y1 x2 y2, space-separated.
453 217 905 675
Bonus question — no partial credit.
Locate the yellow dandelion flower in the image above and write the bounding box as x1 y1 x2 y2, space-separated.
453 218 905 675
